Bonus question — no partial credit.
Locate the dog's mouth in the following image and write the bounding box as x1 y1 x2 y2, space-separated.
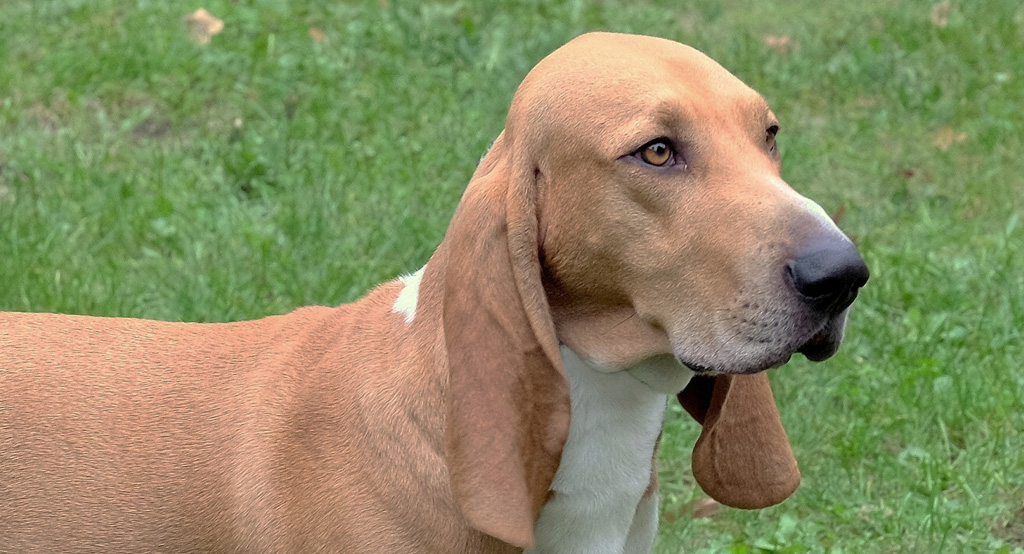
678 313 846 376
680 353 793 376
796 317 844 362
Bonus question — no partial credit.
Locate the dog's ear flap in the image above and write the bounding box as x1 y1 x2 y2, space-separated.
442 134 569 549
678 373 800 508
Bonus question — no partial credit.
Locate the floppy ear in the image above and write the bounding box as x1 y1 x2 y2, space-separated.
441 134 570 549
677 373 800 508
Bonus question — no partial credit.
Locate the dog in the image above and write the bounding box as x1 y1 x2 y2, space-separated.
0 32 868 553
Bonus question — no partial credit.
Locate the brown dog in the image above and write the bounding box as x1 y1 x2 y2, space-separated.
0 33 867 553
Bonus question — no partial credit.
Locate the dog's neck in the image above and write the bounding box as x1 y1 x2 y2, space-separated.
624 353 696 395
528 346 691 553
390 260 694 551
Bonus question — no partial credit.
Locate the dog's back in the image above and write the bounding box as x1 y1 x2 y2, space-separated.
1 310 300 551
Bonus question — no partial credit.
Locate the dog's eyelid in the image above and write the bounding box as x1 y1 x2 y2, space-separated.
765 125 780 157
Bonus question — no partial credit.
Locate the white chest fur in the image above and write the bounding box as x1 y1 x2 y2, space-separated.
528 347 692 554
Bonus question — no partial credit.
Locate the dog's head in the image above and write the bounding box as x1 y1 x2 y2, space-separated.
441 32 867 548
509 32 869 375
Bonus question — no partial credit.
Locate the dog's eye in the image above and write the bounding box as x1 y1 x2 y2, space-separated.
637 140 674 167
766 125 780 154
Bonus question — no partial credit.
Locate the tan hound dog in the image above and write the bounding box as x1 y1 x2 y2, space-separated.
0 33 868 553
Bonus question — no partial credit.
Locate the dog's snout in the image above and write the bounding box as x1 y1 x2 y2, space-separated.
786 238 869 314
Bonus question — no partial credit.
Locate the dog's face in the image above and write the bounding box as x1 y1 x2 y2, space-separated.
511 33 868 375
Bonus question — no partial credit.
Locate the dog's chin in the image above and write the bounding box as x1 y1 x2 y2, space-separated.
679 352 792 376
679 314 849 375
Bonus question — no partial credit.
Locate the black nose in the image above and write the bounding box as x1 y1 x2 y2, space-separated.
786 237 869 315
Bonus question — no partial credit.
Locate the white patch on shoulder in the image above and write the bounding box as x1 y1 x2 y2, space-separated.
528 346 671 554
391 265 425 323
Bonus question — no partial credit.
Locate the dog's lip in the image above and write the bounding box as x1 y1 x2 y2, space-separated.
797 319 841 362
679 360 716 375
673 314 842 375
678 352 793 376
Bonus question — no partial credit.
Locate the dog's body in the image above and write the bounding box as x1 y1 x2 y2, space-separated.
0 33 867 553
1 284 511 552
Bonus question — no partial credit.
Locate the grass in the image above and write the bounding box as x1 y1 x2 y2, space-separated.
2 0 1023 551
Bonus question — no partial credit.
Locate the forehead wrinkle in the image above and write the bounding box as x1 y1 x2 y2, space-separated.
606 97 697 155
521 78 677 158
563 83 760 161
684 90 776 142
576 87 773 166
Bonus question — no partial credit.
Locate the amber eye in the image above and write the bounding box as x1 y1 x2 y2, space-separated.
638 140 673 166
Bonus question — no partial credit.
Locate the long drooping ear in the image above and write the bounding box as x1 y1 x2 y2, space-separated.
442 133 570 549
677 373 800 508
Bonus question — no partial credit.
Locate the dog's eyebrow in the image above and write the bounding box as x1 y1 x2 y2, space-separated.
757 97 777 124
609 98 696 152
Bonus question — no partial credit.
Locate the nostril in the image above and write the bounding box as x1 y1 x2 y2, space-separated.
786 263 845 299
787 239 869 314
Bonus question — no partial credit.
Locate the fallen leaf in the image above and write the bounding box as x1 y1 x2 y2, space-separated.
831 203 846 225
929 1 951 28
764 35 799 53
184 9 224 45
932 126 967 151
662 497 724 524
132 117 171 140
284 94 298 120
693 498 721 519
896 167 936 185
854 96 879 109
992 506 1024 545
309 27 327 43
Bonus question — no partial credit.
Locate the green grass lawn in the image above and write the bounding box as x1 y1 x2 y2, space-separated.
2 0 1022 551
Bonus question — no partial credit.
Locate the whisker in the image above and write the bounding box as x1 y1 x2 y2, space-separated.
603 311 639 335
